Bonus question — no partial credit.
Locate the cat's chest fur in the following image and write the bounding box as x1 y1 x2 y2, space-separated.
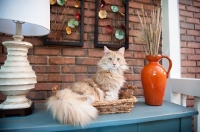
93 69 124 91
92 68 125 100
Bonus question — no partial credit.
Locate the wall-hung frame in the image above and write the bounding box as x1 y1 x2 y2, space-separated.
43 0 84 46
94 0 129 49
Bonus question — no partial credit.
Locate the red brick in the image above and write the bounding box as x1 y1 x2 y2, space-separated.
129 44 144 51
180 22 194 29
195 24 200 30
0 55 6 63
129 2 142 9
86 18 95 25
195 49 200 54
75 74 88 81
84 9 95 18
134 89 144 96
179 16 186 22
48 74 62 82
179 4 186 10
188 42 200 48
84 1 95 10
0 92 6 101
134 0 151 4
181 41 187 47
187 30 199 36
63 33 81 41
179 0 192 5
193 1 200 7
181 61 196 66
125 74 141 81
124 51 133 58
186 6 200 12
34 48 60 55
49 57 75 65
133 67 143 73
195 37 200 42
179 10 193 17
88 49 104 57
76 58 99 65
187 99 194 107
83 41 95 49
188 67 200 72
194 12 200 18
37 74 48 82
98 34 111 42
62 74 75 82
180 28 186 34
180 35 195 41
28 56 47 64
181 48 194 54
133 52 146 59
0 45 2 54
129 16 140 23
133 37 146 44
129 37 133 44
181 74 196 78
181 67 187 73
33 66 60 73
62 48 86 56
186 17 199 24
197 61 200 66
34 83 60 90
126 59 144 66
62 66 87 73
27 91 47 100
98 19 113 27
129 30 142 37
188 55 200 60
84 25 94 33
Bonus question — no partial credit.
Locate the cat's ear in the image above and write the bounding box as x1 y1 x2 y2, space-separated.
104 46 110 54
118 47 125 55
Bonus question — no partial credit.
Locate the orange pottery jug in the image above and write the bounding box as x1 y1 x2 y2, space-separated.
141 55 172 106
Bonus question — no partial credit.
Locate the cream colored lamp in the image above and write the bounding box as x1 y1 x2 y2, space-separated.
0 0 50 116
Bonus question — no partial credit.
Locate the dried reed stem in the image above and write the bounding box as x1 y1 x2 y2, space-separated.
137 5 162 55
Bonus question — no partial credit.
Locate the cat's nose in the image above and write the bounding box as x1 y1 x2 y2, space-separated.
113 64 116 66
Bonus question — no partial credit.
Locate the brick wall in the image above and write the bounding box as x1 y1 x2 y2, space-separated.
1 0 160 101
179 0 200 108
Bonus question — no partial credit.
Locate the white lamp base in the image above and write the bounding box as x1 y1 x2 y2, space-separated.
0 90 32 109
0 37 37 111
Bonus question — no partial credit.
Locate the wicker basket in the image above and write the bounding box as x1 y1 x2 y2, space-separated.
92 85 138 114
51 85 138 114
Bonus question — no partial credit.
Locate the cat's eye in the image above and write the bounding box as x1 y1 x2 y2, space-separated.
117 58 120 61
109 58 112 60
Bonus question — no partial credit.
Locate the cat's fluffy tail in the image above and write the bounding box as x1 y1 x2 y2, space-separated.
46 89 98 126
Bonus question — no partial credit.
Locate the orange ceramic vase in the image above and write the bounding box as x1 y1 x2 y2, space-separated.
141 55 172 106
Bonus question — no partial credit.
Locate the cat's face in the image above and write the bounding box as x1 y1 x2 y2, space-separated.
98 46 128 71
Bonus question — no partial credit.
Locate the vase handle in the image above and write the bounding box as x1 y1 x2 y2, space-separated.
160 55 172 78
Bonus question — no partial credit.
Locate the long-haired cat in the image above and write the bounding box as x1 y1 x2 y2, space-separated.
46 46 128 126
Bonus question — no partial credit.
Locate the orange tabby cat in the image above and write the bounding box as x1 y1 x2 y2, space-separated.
46 46 128 126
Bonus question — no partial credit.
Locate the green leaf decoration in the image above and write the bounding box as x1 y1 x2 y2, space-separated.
57 0 65 6
111 6 119 12
115 30 125 40
68 18 79 28
74 21 79 26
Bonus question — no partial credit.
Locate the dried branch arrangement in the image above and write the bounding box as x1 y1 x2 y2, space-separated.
137 6 162 55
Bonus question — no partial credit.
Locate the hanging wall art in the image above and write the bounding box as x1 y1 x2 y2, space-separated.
43 0 84 46
94 0 129 49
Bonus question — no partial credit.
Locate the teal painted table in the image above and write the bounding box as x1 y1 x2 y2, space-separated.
0 101 198 132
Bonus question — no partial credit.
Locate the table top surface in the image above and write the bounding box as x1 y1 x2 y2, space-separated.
0 100 198 132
